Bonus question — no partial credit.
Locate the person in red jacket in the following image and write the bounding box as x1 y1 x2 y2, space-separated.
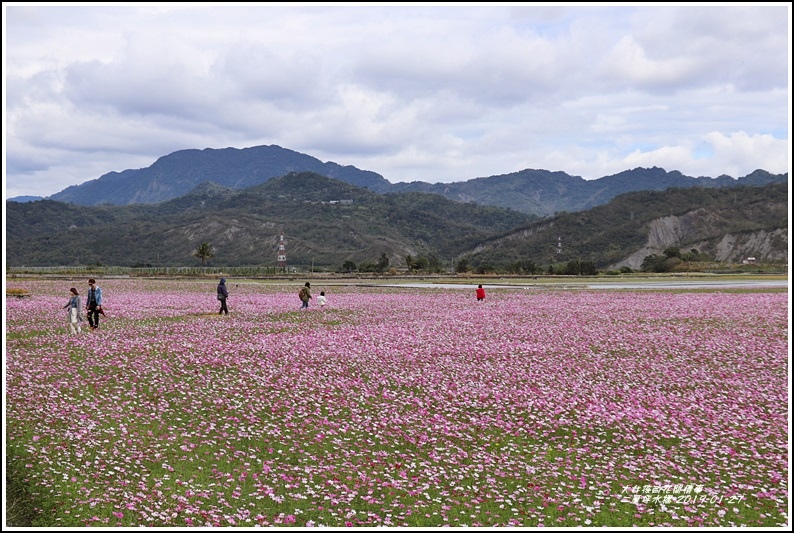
476 284 486 301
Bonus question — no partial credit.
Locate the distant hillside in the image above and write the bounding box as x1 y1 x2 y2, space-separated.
6 174 786 271
47 144 393 206
391 167 788 216
42 143 787 218
461 182 788 270
6 195 44 203
7 173 534 269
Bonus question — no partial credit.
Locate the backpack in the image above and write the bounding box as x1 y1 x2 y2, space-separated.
298 288 307 300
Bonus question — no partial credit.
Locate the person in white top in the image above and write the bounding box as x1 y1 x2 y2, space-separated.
317 291 327 309
63 287 84 334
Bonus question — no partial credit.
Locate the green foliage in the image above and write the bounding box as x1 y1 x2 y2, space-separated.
507 259 541 275
358 261 377 272
563 259 597 276
455 258 470 273
680 248 710 262
192 242 215 265
6 455 39 526
425 254 443 273
404 254 443 273
376 252 390 273
475 263 497 274
641 254 682 273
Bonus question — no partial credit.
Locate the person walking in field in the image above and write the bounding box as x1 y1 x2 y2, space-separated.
476 284 486 301
299 282 312 309
317 290 327 309
217 278 229 315
63 287 84 334
86 278 103 329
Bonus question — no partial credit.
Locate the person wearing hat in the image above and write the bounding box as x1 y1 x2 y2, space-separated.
217 278 229 315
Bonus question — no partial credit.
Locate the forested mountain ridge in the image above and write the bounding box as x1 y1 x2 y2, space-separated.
462 182 788 270
27 143 786 218
6 173 535 269
392 167 787 216
6 173 787 271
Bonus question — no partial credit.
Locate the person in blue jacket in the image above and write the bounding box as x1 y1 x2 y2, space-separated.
86 278 103 329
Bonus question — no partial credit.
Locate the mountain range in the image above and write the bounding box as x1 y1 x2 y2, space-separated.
6 170 788 271
14 144 788 218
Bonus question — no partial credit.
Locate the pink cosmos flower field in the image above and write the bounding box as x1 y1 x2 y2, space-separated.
5 279 789 527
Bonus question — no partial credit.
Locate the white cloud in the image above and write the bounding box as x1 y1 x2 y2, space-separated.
603 35 702 89
702 131 789 176
3 3 790 199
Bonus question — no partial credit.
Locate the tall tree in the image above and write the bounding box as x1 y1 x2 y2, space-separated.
456 258 470 273
376 252 390 273
193 242 215 265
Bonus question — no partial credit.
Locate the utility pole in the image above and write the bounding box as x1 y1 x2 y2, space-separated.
277 230 287 272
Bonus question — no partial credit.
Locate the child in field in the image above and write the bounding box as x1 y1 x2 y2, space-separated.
317 291 327 309
476 284 486 301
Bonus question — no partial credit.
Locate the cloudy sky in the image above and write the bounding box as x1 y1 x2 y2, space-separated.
3 3 791 199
